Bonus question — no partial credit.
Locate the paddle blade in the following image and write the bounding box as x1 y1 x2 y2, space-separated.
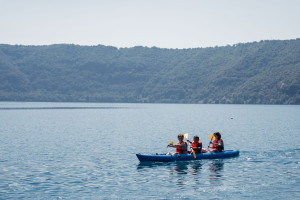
170 140 175 145
184 133 188 139
210 134 215 140
192 150 196 158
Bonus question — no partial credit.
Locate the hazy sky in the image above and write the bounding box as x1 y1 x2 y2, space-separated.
0 0 299 48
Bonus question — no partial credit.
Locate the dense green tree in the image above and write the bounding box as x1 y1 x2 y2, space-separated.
0 39 299 104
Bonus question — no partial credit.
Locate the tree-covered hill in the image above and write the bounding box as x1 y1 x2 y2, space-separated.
0 39 299 104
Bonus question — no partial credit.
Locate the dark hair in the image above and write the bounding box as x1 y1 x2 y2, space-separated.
194 135 199 140
178 134 184 138
214 132 221 139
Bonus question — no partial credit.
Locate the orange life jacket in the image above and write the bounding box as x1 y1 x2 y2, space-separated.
191 142 201 153
212 139 224 152
176 141 187 154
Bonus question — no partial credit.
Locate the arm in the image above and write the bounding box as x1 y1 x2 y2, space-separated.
210 141 223 147
168 142 186 148
211 142 220 147
218 140 224 148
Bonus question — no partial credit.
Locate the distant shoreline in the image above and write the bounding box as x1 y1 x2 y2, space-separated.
1 39 299 105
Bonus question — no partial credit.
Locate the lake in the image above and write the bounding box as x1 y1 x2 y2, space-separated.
0 102 299 199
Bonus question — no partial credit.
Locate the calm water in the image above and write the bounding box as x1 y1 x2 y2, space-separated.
0 102 299 199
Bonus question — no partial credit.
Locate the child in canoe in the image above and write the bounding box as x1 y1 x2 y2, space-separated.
187 135 211 153
209 132 224 152
187 135 202 154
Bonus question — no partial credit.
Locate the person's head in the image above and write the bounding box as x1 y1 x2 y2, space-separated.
178 134 184 141
214 132 221 140
193 135 199 142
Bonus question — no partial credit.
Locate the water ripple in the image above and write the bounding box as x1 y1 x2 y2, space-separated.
1 102 299 199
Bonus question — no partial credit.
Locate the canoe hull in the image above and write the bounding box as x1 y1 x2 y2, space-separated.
136 150 239 162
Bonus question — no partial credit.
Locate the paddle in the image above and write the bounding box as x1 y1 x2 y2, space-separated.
191 147 196 158
170 140 175 145
167 139 174 149
185 133 196 158
208 134 215 149
184 133 188 140
166 140 175 156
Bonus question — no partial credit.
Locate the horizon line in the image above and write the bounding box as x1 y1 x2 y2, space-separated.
1 38 299 50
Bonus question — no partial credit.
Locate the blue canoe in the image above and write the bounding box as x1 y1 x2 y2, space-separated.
136 150 239 162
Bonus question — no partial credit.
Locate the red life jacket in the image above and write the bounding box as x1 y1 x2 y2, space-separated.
176 141 187 154
212 139 224 152
191 142 201 153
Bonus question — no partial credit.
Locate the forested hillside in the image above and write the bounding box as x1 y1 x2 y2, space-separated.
0 39 299 104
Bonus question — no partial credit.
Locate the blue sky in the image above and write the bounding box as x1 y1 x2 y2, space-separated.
0 0 299 48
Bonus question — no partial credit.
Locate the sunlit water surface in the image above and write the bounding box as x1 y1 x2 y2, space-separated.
0 102 299 199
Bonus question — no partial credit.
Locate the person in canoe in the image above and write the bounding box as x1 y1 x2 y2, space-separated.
187 135 202 154
168 133 188 154
210 132 224 152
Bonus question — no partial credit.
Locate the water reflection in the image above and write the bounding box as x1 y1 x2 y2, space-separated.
137 162 170 170
137 160 225 186
208 160 224 184
190 161 203 175
137 161 203 176
173 162 189 175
